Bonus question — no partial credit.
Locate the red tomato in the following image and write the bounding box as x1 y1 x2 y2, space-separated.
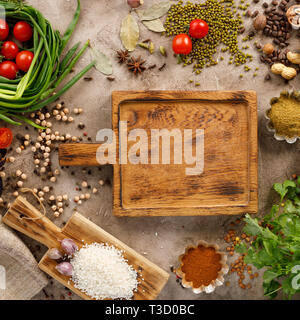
16 51 34 72
0 19 9 41
13 21 33 42
0 61 18 80
0 128 13 148
189 19 209 39
172 34 192 55
1 41 19 60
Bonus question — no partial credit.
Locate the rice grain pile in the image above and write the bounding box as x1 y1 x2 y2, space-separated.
70 242 138 300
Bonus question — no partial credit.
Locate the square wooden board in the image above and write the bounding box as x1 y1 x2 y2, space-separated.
112 91 258 217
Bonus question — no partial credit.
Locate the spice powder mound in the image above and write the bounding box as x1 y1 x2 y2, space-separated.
181 245 222 288
268 93 300 138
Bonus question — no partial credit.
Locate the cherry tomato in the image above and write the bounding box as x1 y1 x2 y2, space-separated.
0 19 9 41
16 50 34 72
189 19 209 39
172 34 192 55
0 128 13 149
13 21 33 42
1 41 19 60
0 61 18 80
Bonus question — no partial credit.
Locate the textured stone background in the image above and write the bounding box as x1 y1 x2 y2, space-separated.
2 0 300 300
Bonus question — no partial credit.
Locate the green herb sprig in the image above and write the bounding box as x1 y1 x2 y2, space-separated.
236 177 300 299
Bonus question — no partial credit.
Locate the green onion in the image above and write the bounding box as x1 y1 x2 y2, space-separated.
0 0 94 126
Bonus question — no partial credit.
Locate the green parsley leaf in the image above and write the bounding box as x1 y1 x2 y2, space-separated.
274 180 296 201
243 214 262 236
263 270 280 284
236 178 300 299
263 280 281 299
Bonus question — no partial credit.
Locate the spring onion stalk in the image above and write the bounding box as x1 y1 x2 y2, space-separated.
0 0 95 126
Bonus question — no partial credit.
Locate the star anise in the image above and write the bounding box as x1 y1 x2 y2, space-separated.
116 50 129 64
127 56 146 75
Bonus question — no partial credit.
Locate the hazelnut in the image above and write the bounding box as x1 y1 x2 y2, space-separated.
253 14 267 31
263 43 274 55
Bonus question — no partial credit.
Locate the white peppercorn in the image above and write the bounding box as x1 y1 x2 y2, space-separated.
38 191 44 197
43 186 50 193
92 188 98 194
17 181 23 188
16 170 22 177
54 211 60 217
81 181 88 188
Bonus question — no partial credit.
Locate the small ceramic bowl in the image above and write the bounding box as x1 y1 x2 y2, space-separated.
265 107 300 144
286 5 300 30
175 240 229 294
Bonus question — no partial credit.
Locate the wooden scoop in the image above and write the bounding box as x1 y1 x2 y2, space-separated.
3 196 169 300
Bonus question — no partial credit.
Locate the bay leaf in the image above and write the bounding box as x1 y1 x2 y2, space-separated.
90 47 113 75
142 18 166 32
120 14 139 52
138 1 171 21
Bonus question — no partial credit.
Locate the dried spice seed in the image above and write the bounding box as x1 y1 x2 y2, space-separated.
148 64 156 69
116 50 130 64
127 56 146 75
158 63 166 71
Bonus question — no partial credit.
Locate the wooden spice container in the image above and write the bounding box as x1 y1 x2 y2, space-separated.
175 240 229 294
59 90 258 217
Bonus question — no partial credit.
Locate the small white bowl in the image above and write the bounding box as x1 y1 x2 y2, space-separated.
265 108 300 144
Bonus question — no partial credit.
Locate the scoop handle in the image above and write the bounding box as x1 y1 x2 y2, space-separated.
3 196 63 248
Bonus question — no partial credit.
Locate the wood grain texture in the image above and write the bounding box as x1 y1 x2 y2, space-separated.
59 144 102 166
3 196 169 300
58 90 258 217
112 91 258 217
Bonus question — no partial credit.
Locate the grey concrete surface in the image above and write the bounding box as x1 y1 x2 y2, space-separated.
1 0 300 300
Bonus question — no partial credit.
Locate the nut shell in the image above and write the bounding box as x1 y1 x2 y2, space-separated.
253 14 267 31
271 63 285 75
282 67 297 80
263 43 274 55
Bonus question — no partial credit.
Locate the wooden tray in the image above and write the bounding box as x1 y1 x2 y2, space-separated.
3 196 169 300
59 90 258 217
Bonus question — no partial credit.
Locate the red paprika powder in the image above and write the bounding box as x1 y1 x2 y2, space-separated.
181 245 222 288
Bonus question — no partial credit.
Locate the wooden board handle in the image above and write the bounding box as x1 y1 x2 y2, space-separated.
3 196 63 248
59 143 103 166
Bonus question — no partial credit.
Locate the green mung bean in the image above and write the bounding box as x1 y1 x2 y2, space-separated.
164 0 252 74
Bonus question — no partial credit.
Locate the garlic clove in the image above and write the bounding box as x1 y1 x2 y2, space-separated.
60 238 78 256
56 262 73 276
47 248 63 260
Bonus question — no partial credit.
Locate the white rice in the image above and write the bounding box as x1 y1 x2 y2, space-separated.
70 242 138 300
